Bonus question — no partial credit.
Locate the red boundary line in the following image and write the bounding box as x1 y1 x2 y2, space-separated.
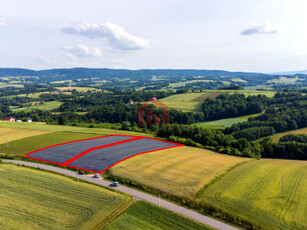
26 134 183 173
60 136 143 166
26 134 119 165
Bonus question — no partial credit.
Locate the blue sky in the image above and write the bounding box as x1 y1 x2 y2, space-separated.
0 0 306 72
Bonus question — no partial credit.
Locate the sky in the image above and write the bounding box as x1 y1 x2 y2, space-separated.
0 0 307 73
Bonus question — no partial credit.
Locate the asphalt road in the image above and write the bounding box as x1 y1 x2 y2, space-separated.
2 159 239 230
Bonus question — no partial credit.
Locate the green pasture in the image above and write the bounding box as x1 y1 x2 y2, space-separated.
160 90 275 112
11 101 63 112
160 92 222 111
194 113 262 129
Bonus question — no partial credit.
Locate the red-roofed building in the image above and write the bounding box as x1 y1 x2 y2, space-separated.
150 97 157 101
4 116 15 122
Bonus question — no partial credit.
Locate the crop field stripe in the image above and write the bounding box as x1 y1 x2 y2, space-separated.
65 137 183 173
26 134 118 157
25 134 119 165
60 136 143 166
89 141 183 174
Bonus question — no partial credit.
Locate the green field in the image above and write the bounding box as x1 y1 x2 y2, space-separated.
0 164 131 230
161 90 275 112
195 159 307 230
105 201 210 230
160 92 222 111
7 92 47 98
109 146 249 198
194 113 262 129
0 121 152 136
168 80 214 88
11 101 63 112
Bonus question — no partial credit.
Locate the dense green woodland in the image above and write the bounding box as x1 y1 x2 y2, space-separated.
157 125 307 160
279 134 307 143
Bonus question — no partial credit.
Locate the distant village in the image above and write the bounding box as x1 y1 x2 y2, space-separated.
4 116 32 123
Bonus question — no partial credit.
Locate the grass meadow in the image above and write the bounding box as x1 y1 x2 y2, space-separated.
160 90 275 112
0 127 52 145
195 159 307 230
194 113 262 129
109 146 249 198
11 101 63 112
160 92 222 111
104 201 210 230
0 164 131 230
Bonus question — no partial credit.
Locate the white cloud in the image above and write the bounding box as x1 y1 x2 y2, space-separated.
61 44 102 59
0 17 8 27
61 22 149 51
241 22 280 35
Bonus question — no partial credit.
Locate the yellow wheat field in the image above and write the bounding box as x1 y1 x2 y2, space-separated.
109 146 250 199
0 127 52 144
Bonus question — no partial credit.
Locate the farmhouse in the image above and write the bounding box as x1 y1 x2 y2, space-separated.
4 116 15 122
150 97 157 101
30 101 41 106
127 100 137 105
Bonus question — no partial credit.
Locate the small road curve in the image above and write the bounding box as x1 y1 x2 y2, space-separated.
2 159 238 230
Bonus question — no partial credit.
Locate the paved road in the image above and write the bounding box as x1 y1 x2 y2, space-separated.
2 159 238 230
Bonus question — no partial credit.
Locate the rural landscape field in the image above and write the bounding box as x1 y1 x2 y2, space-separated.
104 201 210 230
109 146 249 198
1 0 307 229
195 160 307 230
0 164 131 229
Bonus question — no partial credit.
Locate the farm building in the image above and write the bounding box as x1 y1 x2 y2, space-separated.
150 97 157 101
27 118 32 123
4 117 15 122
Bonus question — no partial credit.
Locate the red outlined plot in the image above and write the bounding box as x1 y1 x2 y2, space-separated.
26 134 183 173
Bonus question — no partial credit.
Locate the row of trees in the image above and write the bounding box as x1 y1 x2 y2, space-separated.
279 134 307 143
157 124 261 158
260 137 307 160
225 103 307 140
157 124 307 160
201 94 266 120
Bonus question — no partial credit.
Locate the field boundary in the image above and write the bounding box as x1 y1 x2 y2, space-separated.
1 161 131 197
26 134 183 173
194 160 254 198
98 200 136 230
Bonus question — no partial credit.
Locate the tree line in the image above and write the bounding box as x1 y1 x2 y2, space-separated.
157 124 306 160
225 103 307 140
